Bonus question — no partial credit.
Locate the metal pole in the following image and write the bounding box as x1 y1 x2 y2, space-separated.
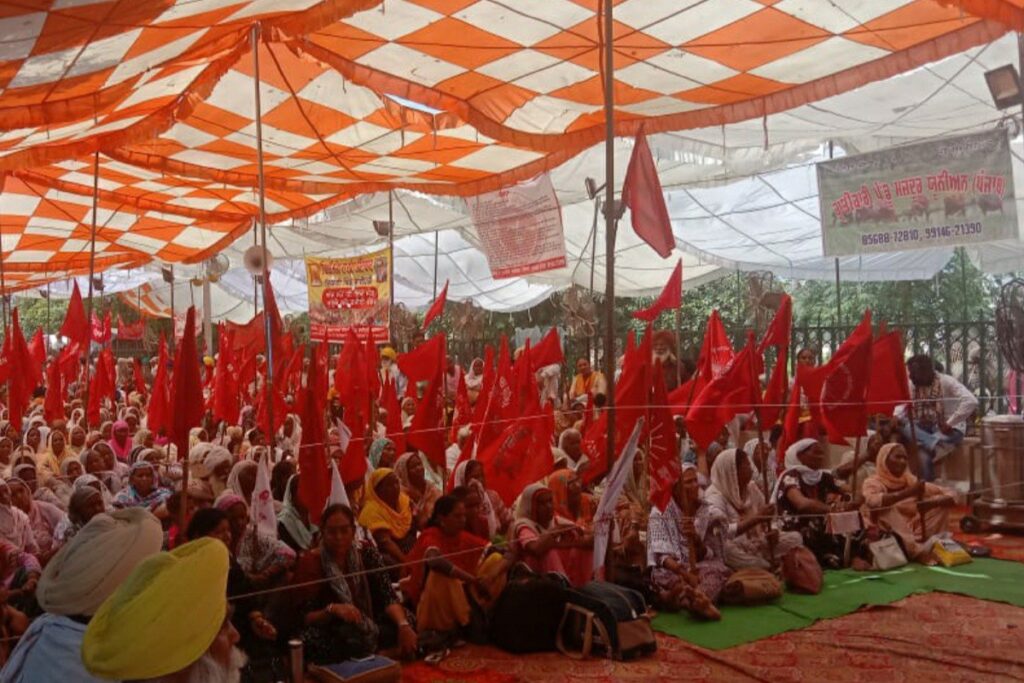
432 231 439 298
0 175 9 337
602 0 616 469
388 190 395 344
83 151 100 425
45 282 50 353
253 23 276 436
203 278 213 355
168 266 175 354
834 257 842 328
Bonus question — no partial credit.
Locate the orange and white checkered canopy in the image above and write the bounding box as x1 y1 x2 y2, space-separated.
0 0 1021 292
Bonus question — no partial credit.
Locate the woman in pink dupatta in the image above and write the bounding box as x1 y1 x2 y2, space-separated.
108 421 133 463
511 483 593 587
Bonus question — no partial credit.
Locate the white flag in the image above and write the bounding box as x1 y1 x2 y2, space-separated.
336 417 352 455
592 419 644 579
250 451 277 538
327 460 350 509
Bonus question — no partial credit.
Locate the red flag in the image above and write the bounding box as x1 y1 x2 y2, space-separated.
59 281 90 348
43 359 64 423
397 334 446 386
335 330 371 469
364 336 381 401
298 346 331 526
422 280 449 330
407 336 448 469
7 310 38 431
633 259 682 322
133 358 147 398
212 327 240 426
648 360 680 512
28 329 45 368
685 334 760 450
622 130 674 258
524 328 563 371
867 330 911 416
798 311 874 442
756 294 792 426
91 311 112 345
581 330 651 486
697 310 734 382
776 367 807 470
170 308 204 452
87 348 116 426
476 405 553 506
147 335 171 436
512 339 536 414
381 378 406 456
476 336 515 453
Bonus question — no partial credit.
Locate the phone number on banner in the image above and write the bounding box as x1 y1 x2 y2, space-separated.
860 222 983 247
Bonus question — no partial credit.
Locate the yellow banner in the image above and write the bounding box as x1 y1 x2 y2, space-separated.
306 248 390 343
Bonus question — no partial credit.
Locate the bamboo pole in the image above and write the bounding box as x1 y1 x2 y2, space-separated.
601 0 616 471
83 151 100 426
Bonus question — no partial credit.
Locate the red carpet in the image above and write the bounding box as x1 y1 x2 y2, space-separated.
413 593 1024 682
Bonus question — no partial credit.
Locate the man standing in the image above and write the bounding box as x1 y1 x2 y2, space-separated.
898 354 978 481
569 357 606 402
652 330 680 392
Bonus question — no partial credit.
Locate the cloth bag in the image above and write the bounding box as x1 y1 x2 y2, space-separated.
720 568 782 605
782 546 823 595
868 535 908 570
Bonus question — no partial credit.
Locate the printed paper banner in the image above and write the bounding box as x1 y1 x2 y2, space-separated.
817 128 1017 256
467 173 567 279
306 249 391 343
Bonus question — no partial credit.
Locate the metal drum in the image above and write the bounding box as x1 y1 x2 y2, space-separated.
962 415 1024 533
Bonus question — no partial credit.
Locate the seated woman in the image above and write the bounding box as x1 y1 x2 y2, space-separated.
358 469 416 575
861 443 956 562
36 431 71 484
216 493 296 588
706 449 801 570
10 464 61 510
277 475 317 553
0 538 41 617
369 439 398 470
547 468 596 532
834 431 882 488
48 458 84 509
405 495 498 639
511 484 593 588
647 465 728 619
395 453 440 531
742 438 777 497
775 438 863 568
453 460 512 540
52 486 105 548
111 462 171 518
7 477 63 564
276 504 417 664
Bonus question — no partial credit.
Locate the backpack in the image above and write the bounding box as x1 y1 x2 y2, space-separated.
487 570 569 653
556 581 657 661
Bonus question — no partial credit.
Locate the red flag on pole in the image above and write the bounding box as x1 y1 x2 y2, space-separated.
298 346 331 526
60 281 90 348
381 378 406 455
28 329 45 369
132 358 147 398
406 357 447 469
756 294 792 426
523 327 563 371
476 404 554 506
633 259 682 322
685 334 760 450
44 359 64 423
171 308 204 453
7 310 37 431
212 327 240 426
397 334 446 386
147 334 171 436
867 330 911 416
697 310 734 382
622 130 674 258
422 280 449 330
648 359 680 512
476 335 515 454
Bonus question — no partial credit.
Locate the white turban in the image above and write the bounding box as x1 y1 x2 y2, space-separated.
37 508 163 616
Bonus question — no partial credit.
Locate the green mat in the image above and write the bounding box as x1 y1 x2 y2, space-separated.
651 558 1024 650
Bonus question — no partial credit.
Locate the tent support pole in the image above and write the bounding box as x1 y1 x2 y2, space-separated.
203 279 213 355
0 175 8 337
388 190 395 343
45 282 50 352
168 266 175 354
602 0 616 469
83 151 100 426
834 257 841 328
433 231 439 298
252 22 275 439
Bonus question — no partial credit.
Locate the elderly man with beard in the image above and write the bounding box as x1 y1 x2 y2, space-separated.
1 508 164 683
82 538 247 683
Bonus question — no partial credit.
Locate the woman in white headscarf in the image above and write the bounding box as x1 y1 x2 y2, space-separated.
774 438 862 568
742 437 777 497
706 449 802 570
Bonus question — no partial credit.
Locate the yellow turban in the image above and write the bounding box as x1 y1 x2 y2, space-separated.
380 346 397 360
82 538 230 680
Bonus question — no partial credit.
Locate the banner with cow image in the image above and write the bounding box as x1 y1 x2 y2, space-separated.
817 128 1016 256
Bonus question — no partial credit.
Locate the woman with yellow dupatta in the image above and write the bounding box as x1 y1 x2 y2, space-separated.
358 468 416 578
